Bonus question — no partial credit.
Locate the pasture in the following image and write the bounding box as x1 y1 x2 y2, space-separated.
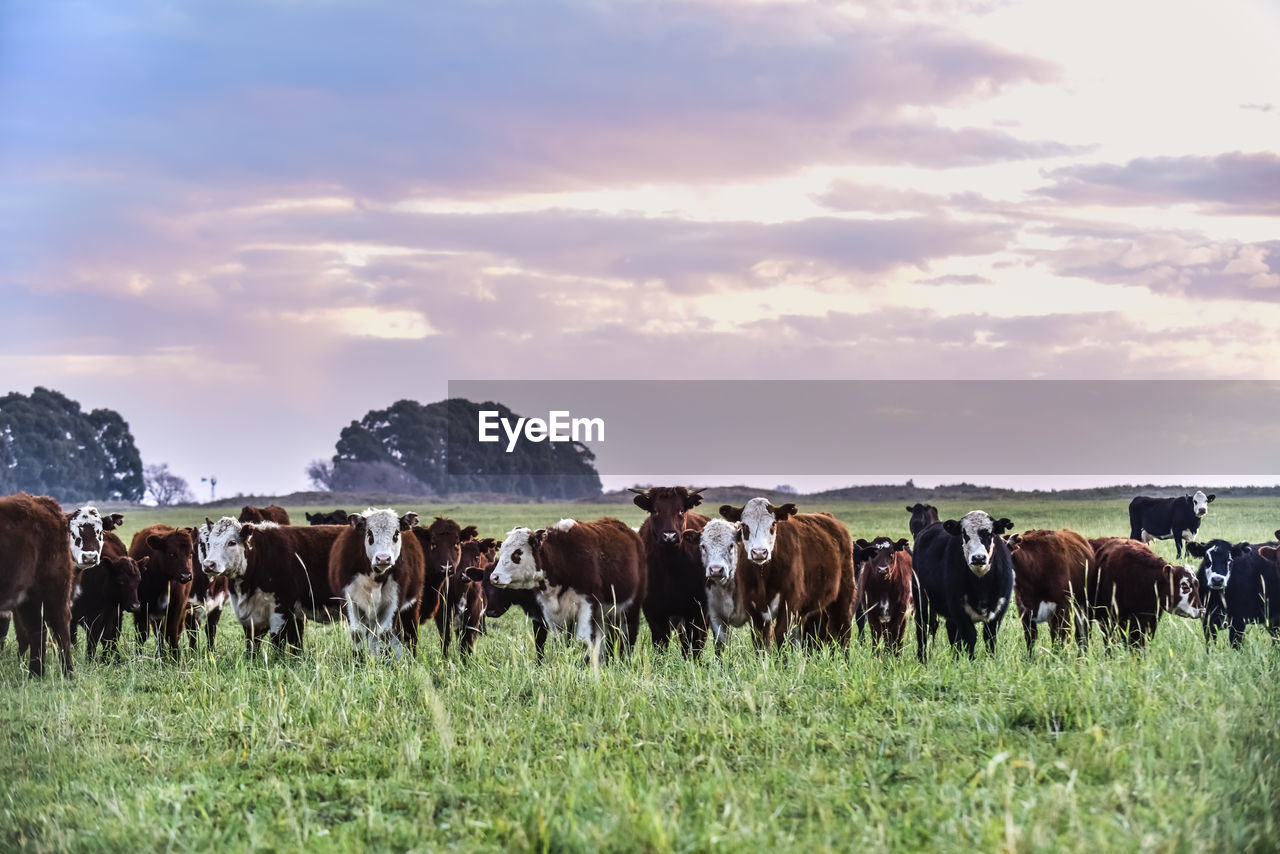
2 497 1278 852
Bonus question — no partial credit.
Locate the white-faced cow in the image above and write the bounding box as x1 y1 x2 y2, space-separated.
184 522 230 652
328 509 425 658
704 499 856 650
488 518 645 665
1189 537 1279 648
1128 491 1215 559
631 486 711 657
1087 537 1203 648
912 511 1016 661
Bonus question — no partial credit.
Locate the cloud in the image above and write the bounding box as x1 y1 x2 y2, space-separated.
1037 152 1280 215
844 120 1087 167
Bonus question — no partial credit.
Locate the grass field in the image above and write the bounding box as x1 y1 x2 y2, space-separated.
2 497 1278 852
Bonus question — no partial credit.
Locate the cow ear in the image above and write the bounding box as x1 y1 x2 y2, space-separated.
347 514 365 530
906 505 914 513
719 504 743 523
238 524 254 544
895 538 910 551
993 518 1014 535
685 488 705 509
136 556 151 570
943 520 961 536
529 529 547 550
1206 494 1216 502
854 538 871 549
460 525 479 542
1258 545 1278 563
1232 543 1252 557
772 503 798 521
463 566 487 582
631 490 653 512
104 513 124 531
1185 541 1207 558
479 537 499 550
853 546 874 564
681 529 700 546
146 534 165 550
399 512 419 531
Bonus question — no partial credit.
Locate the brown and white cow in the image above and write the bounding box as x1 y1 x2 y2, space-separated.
184 523 229 652
200 517 311 656
710 498 856 649
239 504 291 525
413 516 478 630
0 494 84 676
441 536 498 659
129 525 195 659
853 536 913 654
488 518 645 665
329 509 425 658
631 486 711 657
1087 537 1202 648
1006 529 1094 654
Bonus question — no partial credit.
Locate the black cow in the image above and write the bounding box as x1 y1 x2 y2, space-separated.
906 503 939 538
1128 491 1214 559
912 510 1015 661
1191 537 1280 647
305 509 349 526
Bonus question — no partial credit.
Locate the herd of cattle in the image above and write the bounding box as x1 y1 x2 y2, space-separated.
0 487 1276 677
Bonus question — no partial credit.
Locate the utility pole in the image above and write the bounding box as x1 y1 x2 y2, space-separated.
201 475 217 502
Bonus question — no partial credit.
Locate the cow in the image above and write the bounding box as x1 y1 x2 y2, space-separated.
1005 529 1094 654
412 517 483 656
305 509 349 526
130 525 195 659
906 504 939 538
1087 537 1203 648
441 536 498 659
239 504 291 525
912 511 1016 661
0 494 89 676
329 509 425 658
712 499 856 650
1128 491 1215 559
853 537 913 654
631 486 711 657
73 553 145 661
184 524 229 652
1190 537 1279 648
487 518 645 665
200 517 315 656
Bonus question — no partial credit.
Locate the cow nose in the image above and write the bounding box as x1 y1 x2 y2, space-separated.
878 567 890 577
203 560 216 571
374 553 392 565
707 565 727 579
661 532 679 543
179 573 193 583
749 548 769 562
970 555 986 566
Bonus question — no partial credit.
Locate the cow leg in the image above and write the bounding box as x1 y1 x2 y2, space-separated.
1228 617 1246 650
206 607 222 651
532 621 549 663
1021 609 1037 657
914 607 931 663
686 619 708 659
0 611 9 651
982 620 998 657
399 607 420 657
648 614 673 652
950 619 978 659
85 617 100 660
435 599 452 657
19 603 47 677
135 609 150 651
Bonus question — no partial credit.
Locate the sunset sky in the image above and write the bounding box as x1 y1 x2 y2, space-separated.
3 0 1279 496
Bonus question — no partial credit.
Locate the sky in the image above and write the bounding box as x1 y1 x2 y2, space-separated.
3 0 1279 497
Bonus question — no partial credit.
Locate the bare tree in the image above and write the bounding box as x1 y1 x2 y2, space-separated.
144 463 194 506
306 459 335 491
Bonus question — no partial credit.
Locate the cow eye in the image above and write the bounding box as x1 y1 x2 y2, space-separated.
393 531 399 542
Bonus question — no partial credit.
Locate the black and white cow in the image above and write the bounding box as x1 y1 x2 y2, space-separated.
1128 491 1215 559
1190 538 1279 648
912 510 1015 661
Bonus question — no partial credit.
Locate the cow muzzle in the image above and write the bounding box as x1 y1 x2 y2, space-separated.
877 566 891 578
1207 575 1227 590
749 548 770 564
969 558 991 577
706 565 728 582
373 553 393 567
178 572 193 584
202 560 219 574
660 531 679 544
125 598 142 612
77 552 100 569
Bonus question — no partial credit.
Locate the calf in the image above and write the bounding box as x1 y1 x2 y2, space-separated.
1190 538 1279 648
414 516 479 632
239 504 291 525
441 536 498 659
716 499 856 649
201 517 310 656
305 509 349 526
73 555 145 660
906 503 939 538
853 537 913 654
329 509 425 657
632 486 710 657
0 494 87 676
1006 529 1093 654
184 524 229 652
912 511 1016 661
1128 491 1214 559
1087 537 1203 648
130 525 195 659
488 518 645 664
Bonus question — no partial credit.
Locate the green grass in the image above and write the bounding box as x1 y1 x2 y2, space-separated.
2 498 1278 852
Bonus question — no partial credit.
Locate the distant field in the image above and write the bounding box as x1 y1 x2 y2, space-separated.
2 497 1278 852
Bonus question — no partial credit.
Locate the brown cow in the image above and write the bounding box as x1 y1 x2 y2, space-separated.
1087 537 1203 648
488 518 646 665
712 498 856 649
0 494 85 676
443 536 498 659
853 537 913 654
412 517 480 654
130 525 195 659
631 486 711 657
329 509 425 657
285 523 346 620
1006 529 1094 654
239 504 291 525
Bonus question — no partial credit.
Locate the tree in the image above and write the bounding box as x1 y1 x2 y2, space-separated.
0 387 145 501
306 459 335 491
144 464 194 506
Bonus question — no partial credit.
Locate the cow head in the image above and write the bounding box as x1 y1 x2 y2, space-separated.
1164 564 1203 618
489 526 551 589
942 511 1013 577
201 516 248 577
108 556 145 612
146 529 193 583
1258 539 1280 568
720 498 796 564
420 517 477 582
1190 491 1215 517
65 505 105 570
348 509 418 575
854 537 910 579
695 519 741 585
101 512 125 532
631 486 705 545
1186 539 1248 591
